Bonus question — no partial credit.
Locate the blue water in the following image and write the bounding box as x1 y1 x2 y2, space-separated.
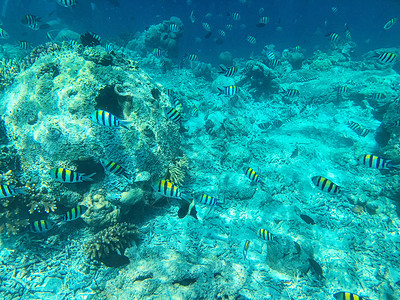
2 0 400 64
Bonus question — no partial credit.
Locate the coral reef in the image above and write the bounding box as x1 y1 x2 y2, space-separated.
237 60 279 97
167 154 189 186
0 58 24 91
129 17 183 58
85 222 137 263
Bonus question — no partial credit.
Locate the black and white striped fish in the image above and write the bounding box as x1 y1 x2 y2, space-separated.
18 41 31 50
243 167 264 185
165 107 182 122
100 158 126 176
256 17 270 27
348 121 370 137
265 50 275 60
89 110 132 129
358 154 398 170
281 88 300 97
0 28 9 39
227 12 240 21
169 23 181 32
30 220 55 233
21 14 41 30
311 176 342 194
57 0 77 7
0 184 28 199
218 65 238 77
376 52 397 63
218 85 238 96
49 167 96 183
246 35 256 44
198 194 218 206
63 205 88 221
258 228 273 241
326 32 340 42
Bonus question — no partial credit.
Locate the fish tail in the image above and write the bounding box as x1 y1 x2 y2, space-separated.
180 193 191 203
82 173 96 182
217 88 223 95
14 187 29 195
120 120 133 130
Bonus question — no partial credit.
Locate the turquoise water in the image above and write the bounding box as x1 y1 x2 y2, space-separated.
0 1 399 299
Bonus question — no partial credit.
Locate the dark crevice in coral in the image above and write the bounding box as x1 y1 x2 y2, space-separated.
95 85 125 118
374 124 391 147
135 273 153 282
173 278 197 286
100 253 130 267
0 119 9 145
150 87 160 100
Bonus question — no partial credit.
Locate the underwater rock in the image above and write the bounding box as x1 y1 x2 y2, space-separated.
211 74 235 93
120 188 144 206
219 51 233 67
283 50 305 70
85 222 137 264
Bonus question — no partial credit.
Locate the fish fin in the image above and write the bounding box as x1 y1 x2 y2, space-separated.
120 120 133 130
83 173 96 182
14 187 29 195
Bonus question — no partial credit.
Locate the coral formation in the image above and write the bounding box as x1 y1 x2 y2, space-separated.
167 154 189 186
85 222 137 262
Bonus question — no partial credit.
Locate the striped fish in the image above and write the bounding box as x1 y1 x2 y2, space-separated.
18 41 31 50
384 17 398 30
153 48 165 58
89 110 132 129
281 88 300 97
337 86 349 94
258 228 273 241
256 17 270 27
202 22 211 32
333 292 365 300
21 14 41 26
171 97 183 110
269 59 281 67
0 184 28 199
63 205 88 221
100 158 126 176
311 176 341 194
57 0 77 7
165 107 182 122
227 12 240 21
49 168 96 183
257 122 270 130
219 65 238 77
243 240 251 259
218 29 226 37
198 194 218 206
243 167 263 184
46 31 56 41
88 32 101 43
30 220 54 233
226 24 233 30
376 52 397 63
183 54 198 63
371 92 386 100
246 35 256 44
67 39 79 47
218 85 238 96
348 121 370 137
359 154 394 170
153 179 185 199
327 32 340 42
169 24 181 32
105 42 114 52
266 50 275 60
191 105 199 117
0 28 9 39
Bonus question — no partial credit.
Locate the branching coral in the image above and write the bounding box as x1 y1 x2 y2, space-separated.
0 58 24 91
85 222 137 261
168 154 189 186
